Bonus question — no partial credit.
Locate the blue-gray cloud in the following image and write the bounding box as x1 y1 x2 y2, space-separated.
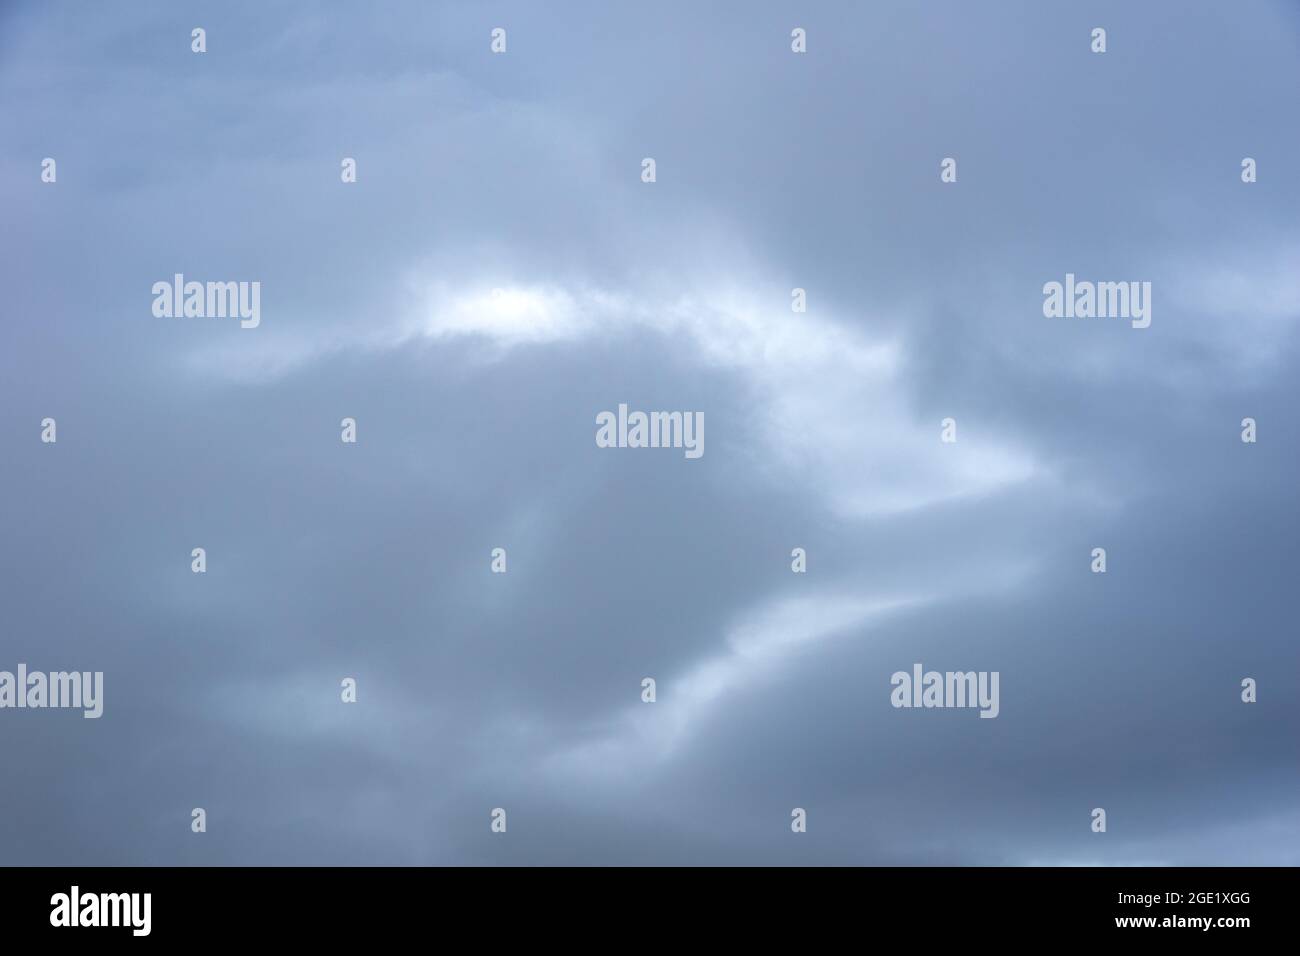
1 0 1297 865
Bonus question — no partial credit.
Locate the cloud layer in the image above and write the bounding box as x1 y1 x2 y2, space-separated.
1 0 1298 865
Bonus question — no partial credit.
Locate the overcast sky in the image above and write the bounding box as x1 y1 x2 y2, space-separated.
2 0 1298 865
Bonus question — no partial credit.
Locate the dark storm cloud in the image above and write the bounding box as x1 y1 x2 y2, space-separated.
1 0 1297 864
